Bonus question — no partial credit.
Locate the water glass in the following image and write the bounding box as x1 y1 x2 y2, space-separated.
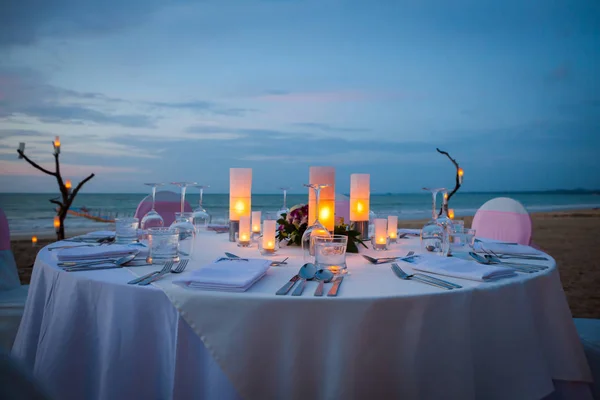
314 235 348 275
445 228 477 256
450 220 465 234
115 217 139 244
147 227 179 264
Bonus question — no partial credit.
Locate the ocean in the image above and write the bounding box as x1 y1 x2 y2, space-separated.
1 192 599 236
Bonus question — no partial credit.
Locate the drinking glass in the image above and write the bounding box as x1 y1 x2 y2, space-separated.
147 227 179 264
192 185 211 232
302 184 332 261
115 217 139 244
420 188 446 255
140 183 165 229
445 228 477 256
277 186 291 217
314 234 348 275
170 212 196 258
171 182 197 214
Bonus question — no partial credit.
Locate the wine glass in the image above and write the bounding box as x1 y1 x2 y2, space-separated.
277 186 291 217
192 185 211 232
420 187 446 255
140 183 165 229
301 183 332 261
170 182 197 258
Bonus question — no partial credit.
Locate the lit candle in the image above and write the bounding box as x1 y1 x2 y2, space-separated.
31 236 38 247
309 166 335 231
251 211 261 233
54 136 61 154
65 180 72 191
372 218 388 250
238 215 251 246
262 220 277 253
350 174 370 221
229 168 252 221
458 168 464 184
387 215 398 242
448 209 455 219
53 216 60 231
443 192 448 206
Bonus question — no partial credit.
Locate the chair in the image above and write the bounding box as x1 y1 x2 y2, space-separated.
471 197 533 245
574 319 600 399
134 190 193 227
0 208 28 352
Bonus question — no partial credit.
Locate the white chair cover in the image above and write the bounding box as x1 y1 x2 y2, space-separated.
471 197 533 245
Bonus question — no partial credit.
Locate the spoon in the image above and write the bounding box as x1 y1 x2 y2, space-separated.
313 269 334 296
64 252 139 272
291 263 317 296
468 252 535 273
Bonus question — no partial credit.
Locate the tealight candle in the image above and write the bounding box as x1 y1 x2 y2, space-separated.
458 168 464 184
54 136 61 154
448 209 455 219
259 220 278 256
371 218 388 251
65 180 72 191
53 216 60 231
251 211 261 233
237 215 251 247
31 236 38 247
387 215 398 243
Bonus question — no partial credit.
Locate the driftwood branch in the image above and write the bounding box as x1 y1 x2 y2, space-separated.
16 150 56 176
436 148 462 216
17 143 95 240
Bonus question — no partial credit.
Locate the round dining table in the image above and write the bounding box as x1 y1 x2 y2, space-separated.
11 232 593 400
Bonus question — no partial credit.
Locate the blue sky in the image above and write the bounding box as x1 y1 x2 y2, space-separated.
1 0 599 193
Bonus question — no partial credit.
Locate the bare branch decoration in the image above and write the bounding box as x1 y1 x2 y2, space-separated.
17 142 95 240
436 148 462 216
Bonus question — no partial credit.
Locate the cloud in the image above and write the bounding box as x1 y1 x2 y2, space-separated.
0 67 156 127
0 160 141 176
292 122 370 133
258 90 379 103
147 100 253 116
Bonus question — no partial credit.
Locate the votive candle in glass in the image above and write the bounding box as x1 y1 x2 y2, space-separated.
260 220 278 255
371 218 388 251
387 215 398 243
251 211 262 233
237 215 251 247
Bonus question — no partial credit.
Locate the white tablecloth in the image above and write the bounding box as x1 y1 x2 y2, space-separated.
12 234 593 400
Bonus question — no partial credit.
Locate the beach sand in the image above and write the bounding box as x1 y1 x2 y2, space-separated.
9 209 600 318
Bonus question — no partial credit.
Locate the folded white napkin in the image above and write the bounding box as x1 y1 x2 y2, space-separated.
398 228 421 235
403 254 516 282
173 258 271 292
57 245 140 261
473 240 542 256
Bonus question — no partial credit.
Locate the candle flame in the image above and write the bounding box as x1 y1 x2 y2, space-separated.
444 193 448 200
54 136 60 147
53 216 60 229
319 206 331 221
357 201 364 213
241 234 248 241
458 168 464 177
377 237 386 244
252 225 260 232
389 232 397 239
31 236 38 244
448 209 455 219
65 180 72 190
234 201 245 213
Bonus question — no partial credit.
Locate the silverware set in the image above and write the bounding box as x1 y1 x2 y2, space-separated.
58 252 143 272
468 252 547 273
127 259 189 285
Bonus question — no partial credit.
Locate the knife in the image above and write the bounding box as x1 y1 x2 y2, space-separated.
275 275 300 295
327 276 344 297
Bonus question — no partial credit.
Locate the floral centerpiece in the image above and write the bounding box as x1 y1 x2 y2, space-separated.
276 204 367 253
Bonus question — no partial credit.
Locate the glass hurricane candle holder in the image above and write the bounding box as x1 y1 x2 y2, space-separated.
371 236 389 251
258 236 279 256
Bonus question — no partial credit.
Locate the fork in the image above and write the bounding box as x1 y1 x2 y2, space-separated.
362 251 415 265
138 259 189 285
480 248 548 261
127 261 174 285
391 263 454 290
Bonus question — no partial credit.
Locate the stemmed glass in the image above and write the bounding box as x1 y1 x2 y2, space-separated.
301 184 332 261
420 187 446 255
170 182 197 258
192 185 211 232
141 183 165 229
277 187 291 217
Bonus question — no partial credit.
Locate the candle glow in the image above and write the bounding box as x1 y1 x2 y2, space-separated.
262 220 277 251
229 168 252 221
308 166 335 231
251 211 261 233
238 215 251 244
387 215 398 239
448 209 455 219
31 236 38 246
350 174 370 221
65 180 72 190
458 168 464 184
374 218 387 244
53 216 60 229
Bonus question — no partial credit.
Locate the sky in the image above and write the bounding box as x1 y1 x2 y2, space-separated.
0 0 599 194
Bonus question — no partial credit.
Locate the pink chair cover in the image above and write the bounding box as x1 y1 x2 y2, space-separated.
471 197 533 245
134 191 193 227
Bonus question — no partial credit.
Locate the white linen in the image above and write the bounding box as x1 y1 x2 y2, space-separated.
12 235 593 400
474 240 543 255
173 259 270 292
402 254 517 281
56 244 140 261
